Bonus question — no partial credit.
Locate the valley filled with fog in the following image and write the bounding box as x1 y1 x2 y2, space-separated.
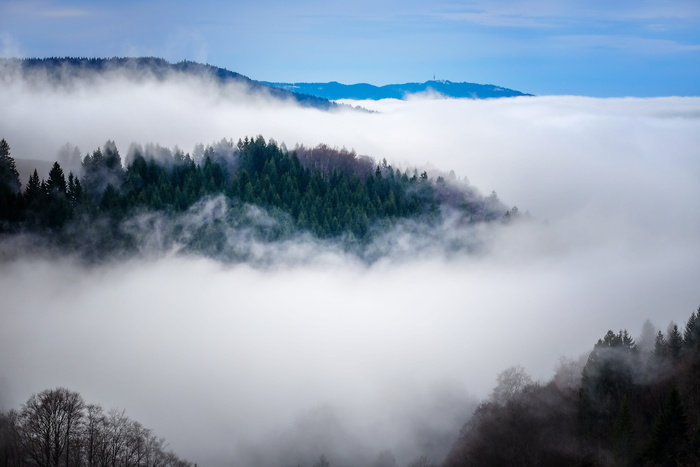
1 70 699 466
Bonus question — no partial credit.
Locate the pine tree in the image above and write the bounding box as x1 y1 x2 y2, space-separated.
613 395 634 463
653 331 668 359
580 330 639 438
46 162 67 194
66 172 84 207
683 309 699 349
0 139 21 194
646 386 689 464
0 139 22 223
667 323 683 363
24 169 42 206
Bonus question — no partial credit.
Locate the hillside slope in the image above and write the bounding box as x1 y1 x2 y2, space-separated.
261 80 532 100
0 57 338 110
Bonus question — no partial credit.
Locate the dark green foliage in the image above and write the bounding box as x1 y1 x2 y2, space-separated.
654 330 669 359
683 309 699 349
0 139 21 194
445 308 700 467
228 136 439 239
668 323 684 363
646 386 690 465
66 172 83 207
46 161 67 194
0 135 509 262
0 139 23 225
122 150 224 214
81 142 124 203
579 330 639 439
613 395 634 463
34 161 73 229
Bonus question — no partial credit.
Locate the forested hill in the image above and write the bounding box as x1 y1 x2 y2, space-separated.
260 80 532 100
444 307 700 467
0 57 337 110
0 136 516 264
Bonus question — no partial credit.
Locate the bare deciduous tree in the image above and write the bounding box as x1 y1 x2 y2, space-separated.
490 365 533 404
18 387 85 467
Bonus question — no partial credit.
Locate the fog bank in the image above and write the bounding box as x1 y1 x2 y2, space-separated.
1 71 700 466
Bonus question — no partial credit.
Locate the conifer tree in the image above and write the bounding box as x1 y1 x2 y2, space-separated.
0 138 22 223
24 169 42 206
46 162 67 194
667 323 683 363
646 386 689 464
0 139 21 194
613 395 633 463
653 331 668 359
683 309 699 349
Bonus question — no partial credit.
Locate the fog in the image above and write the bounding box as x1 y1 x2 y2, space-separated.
1 70 700 466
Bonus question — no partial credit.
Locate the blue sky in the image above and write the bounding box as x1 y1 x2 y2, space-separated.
1 0 699 96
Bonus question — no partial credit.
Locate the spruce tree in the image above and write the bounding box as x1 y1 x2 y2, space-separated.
0 139 22 222
646 386 689 464
667 323 683 363
24 169 42 206
46 162 67 194
683 309 699 349
0 139 20 193
653 331 668 359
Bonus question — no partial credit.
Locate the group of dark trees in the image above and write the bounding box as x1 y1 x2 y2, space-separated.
0 388 192 467
0 137 508 262
443 308 700 466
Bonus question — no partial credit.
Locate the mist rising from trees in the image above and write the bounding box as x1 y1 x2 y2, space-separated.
0 135 513 265
1 58 699 467
444 309 700 466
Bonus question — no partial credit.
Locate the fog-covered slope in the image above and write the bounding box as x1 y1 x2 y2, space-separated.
0 57 339 110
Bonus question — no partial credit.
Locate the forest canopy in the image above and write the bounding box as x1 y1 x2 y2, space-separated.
0 136 515 264
444 308 700 467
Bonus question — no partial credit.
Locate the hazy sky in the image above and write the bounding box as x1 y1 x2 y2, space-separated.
1 0 700 96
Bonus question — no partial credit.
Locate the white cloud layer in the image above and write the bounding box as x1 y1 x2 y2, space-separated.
1 73 700 466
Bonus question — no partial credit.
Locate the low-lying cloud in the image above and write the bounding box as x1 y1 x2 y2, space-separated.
1 70 699 466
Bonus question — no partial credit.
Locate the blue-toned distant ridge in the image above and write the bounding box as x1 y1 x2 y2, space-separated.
261 80 532 100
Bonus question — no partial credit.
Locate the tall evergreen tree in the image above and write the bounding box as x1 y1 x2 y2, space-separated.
66 172 84 207
580 330 638 438
0 139 21 194
653 331 668 359
40 162 72 228
667 323 683 363
0 139 22 223
46 162 67 194
646 386 689 464
24 169 42 206
683 309 699 349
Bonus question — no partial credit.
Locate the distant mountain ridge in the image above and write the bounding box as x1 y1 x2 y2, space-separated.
0 57 338 110
261 80 532 100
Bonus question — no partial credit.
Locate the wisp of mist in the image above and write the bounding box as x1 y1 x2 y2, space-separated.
1 70 699 466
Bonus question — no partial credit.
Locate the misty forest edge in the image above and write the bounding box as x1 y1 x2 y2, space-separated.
0 136 519 264
1 135 700 465
1 308 699 467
